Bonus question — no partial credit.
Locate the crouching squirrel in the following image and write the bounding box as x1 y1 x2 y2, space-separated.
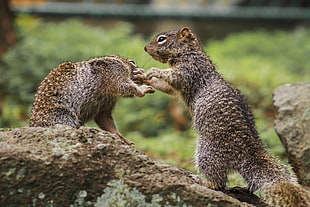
30 55 154 145
144 27 310 206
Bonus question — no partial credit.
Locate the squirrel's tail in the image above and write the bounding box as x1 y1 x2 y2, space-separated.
263 181 310 207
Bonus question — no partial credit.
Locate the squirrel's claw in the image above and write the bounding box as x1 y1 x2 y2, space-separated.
140 85 155 94
131 68 146 85
116 133 134 146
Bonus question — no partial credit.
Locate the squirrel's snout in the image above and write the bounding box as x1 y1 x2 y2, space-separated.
144 46 148 52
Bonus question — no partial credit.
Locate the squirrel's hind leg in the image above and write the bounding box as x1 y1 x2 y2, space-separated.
95 108 133 145
196 153 228 190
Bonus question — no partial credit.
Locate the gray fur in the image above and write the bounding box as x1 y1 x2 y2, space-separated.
30 55 153 144
145 27 310 206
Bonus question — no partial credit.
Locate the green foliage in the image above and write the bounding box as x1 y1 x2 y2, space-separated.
206 29 310 109
127 130 197 172
114 92 173 137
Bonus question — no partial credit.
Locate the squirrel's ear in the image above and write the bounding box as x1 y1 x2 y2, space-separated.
177 27 192 42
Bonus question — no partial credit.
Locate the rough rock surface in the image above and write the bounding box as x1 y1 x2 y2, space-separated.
273 82 310 187
0 126 265 206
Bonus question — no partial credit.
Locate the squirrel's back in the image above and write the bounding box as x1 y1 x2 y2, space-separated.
30 55 140 128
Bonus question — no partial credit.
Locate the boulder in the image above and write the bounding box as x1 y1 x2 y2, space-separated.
0 126 264 206
273 82 310 187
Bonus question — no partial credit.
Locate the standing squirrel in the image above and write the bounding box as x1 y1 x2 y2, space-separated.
30 55 154 145
144 27 310 206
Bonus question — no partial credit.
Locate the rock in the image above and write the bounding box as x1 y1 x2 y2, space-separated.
0 126 264 206
273 82 310 187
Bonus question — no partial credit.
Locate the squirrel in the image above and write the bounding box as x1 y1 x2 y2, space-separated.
29 55 154 145
144 27 310 206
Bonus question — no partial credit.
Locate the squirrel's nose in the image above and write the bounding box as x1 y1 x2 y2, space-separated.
144 46 147 52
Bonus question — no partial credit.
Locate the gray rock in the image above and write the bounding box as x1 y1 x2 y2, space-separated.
273 82 310 187
0 126 262 206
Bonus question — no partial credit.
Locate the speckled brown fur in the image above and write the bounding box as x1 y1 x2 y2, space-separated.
30 55 154 145
144 27 310 206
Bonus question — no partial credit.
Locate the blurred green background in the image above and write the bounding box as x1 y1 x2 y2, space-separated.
1 12 309 187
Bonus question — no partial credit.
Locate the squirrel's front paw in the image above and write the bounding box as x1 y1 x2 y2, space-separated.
146 67 161 80
144 77 162 88
131 68 145 85
144 77 175 95
139 85 155 95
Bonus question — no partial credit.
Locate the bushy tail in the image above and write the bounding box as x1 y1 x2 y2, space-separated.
264 181 310 207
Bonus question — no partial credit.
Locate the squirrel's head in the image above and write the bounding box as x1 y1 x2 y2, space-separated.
86 55 138 82
144 27 202 63
107 55 138 73
105 55 144 84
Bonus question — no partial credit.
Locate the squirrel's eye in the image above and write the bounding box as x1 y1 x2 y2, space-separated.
157 36 167 44
129 60 137 67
